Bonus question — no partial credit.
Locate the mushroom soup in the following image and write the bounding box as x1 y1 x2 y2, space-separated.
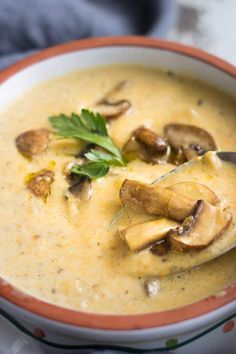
0 65 236 314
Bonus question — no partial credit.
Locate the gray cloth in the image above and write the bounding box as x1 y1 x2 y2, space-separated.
0 0 176 70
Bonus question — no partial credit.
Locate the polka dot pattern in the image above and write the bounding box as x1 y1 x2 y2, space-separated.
223 320 234 333
165 338 178 349
33 327 45 338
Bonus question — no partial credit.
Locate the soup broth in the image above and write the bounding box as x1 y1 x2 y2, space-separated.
0 65 236 314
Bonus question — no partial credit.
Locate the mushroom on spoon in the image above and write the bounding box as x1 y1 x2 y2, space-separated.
118 152 236 277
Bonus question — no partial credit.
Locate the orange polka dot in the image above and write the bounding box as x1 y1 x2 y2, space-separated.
223 320 234 333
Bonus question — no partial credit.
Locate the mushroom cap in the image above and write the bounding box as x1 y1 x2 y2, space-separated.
164 123 217 156
94 80 131 119
15 128 50 157
120 218 179 252
169 200 232 251
134 126 168 154
122 126 170 164
68 176 92 202
95 99 131 119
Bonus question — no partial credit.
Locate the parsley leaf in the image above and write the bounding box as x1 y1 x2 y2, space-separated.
49 109 124 162
85 149 125 166
49 109 127 180
70 149 125 180
71 162 109 179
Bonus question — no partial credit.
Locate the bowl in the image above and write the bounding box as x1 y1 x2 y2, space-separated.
0 36 235 353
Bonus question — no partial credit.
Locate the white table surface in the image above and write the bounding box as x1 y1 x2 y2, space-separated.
168 0 236 65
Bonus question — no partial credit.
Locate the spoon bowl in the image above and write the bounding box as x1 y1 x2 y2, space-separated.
120 152 236 277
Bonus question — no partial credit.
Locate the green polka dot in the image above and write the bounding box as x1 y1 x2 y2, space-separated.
165 338 178 349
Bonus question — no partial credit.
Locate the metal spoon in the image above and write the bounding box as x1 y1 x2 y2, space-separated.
141 152 236 276
115 152 236 277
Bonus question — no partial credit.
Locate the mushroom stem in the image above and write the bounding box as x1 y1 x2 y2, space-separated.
120 179 197 221
120 218 179 252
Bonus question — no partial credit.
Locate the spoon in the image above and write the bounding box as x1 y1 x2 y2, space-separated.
117 152 236 277
152 151 236 185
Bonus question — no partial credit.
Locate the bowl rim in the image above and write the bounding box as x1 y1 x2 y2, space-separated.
0 36 236 331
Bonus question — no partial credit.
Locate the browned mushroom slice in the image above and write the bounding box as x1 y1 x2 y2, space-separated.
169 200 232 251
95 81 131 119
67 176 92 202
26 169 54 199
15 129 50 157
120 179 197 221
64 164 93 202
167 181 220 206
164 124 217 162
120 218 179 252
95 100 131 119
134 126 168 154
123 126 170 164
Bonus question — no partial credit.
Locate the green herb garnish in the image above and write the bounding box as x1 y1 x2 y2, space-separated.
71 161 109 179
85 149 125 166
49 109 126 179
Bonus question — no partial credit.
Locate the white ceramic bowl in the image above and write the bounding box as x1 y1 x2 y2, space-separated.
0 37 235 353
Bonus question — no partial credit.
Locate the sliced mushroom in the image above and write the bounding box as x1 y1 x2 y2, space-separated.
64 175 92 225
120 179 197 222
94 81 131 119
64 163 93 203
134 126 168 154
15 129 50 157
120 218 179 252
164 124 217 162
169 200 232 251
67 176 92 202
123 126 170 164
95 100 131 119
26 169 54 199
167 181 220 206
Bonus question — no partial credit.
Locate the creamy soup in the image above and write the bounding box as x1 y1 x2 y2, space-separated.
0 65 236 314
